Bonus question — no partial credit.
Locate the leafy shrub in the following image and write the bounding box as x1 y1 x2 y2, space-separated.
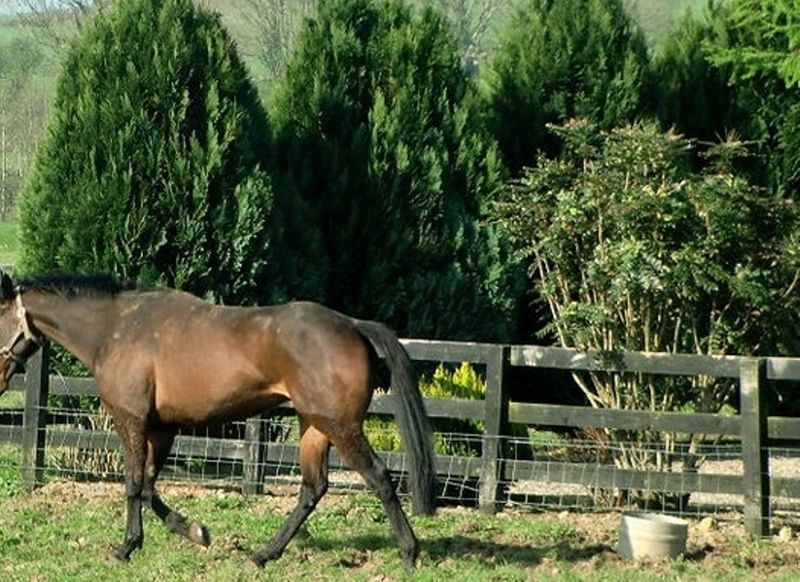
493 120 800 504
365 362 486 456
425 362 486 402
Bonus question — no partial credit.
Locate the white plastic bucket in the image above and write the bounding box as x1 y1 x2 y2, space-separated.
618 512 688 560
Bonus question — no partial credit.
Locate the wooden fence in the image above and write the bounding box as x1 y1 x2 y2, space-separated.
2 340 800 536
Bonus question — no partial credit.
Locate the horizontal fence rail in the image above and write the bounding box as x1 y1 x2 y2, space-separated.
508 403 742 435
1 341 799 535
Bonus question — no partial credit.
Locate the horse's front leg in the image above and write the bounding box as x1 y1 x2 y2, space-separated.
112 415 147 561
144 426 210 547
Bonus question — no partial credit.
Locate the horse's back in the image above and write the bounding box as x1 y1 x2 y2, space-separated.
101 293 373 426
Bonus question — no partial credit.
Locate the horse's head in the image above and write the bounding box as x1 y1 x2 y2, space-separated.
0 271 40 395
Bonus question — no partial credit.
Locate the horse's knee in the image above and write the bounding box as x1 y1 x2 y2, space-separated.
141 487 154 507
124 473 145 497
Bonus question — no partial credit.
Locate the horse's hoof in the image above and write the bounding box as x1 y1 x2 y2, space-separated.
112 537 143 562
112 545 134 563
295 524 311 540
246 557 265 571
188 521 211 546
401 548 418 568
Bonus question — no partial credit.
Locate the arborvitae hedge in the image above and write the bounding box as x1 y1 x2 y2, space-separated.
656 2 800 200
484 0 652 174
20 0 277 304
270 0 520 340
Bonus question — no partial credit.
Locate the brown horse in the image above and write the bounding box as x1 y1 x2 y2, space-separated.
0 272 435 567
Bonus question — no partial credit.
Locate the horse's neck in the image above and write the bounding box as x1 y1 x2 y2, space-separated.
23 291 117 372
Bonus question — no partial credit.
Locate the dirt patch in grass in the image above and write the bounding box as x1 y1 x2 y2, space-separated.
500 509 800 579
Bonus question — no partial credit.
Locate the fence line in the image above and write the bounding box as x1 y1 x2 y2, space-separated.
2 340 800 535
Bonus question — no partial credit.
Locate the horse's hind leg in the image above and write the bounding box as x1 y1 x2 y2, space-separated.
143 427 210 546
251 421 330 567
335 432 419 567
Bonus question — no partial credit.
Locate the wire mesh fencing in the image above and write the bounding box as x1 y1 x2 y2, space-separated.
3 340 798 538
3 395 800 530
499 433 800 531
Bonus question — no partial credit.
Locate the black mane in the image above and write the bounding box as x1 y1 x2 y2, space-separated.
16 273 133 298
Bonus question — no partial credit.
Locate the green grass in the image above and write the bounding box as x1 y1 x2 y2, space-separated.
0 221 19 267
0 471 798 581
0 20 28 47
0 389 22 408
0 447 21 497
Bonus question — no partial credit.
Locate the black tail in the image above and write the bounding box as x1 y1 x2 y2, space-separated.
354 319 436 515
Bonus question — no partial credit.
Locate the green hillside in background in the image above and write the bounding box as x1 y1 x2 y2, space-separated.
630 0 714 45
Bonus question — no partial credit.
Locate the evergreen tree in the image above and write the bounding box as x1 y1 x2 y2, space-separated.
483 0 652 174
657 1 800 199
652 6 736 144
709 0 800 88
270 0 519 340
20 0 279 304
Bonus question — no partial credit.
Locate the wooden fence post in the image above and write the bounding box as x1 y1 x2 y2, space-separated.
740 357 770 536
21 341 50 491
479 345 509 514
243 414 266 495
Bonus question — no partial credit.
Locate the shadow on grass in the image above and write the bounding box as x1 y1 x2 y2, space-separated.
424 535 614 567
297 532 616 568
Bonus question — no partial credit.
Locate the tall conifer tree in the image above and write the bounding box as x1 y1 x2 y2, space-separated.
21 0 278 304
484 0 652 173
271 0 518 340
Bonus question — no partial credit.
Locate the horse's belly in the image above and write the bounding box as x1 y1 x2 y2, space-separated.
153 373 289 426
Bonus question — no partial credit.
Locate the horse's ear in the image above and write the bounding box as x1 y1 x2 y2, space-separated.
0 272 14 301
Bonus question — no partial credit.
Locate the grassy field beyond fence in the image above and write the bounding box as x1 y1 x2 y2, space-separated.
0 221 18 267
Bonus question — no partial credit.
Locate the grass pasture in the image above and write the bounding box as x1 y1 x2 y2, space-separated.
0 221 18 267
0 461 799 582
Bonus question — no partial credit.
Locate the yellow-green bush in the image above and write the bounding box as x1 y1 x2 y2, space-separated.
365 362 486 456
